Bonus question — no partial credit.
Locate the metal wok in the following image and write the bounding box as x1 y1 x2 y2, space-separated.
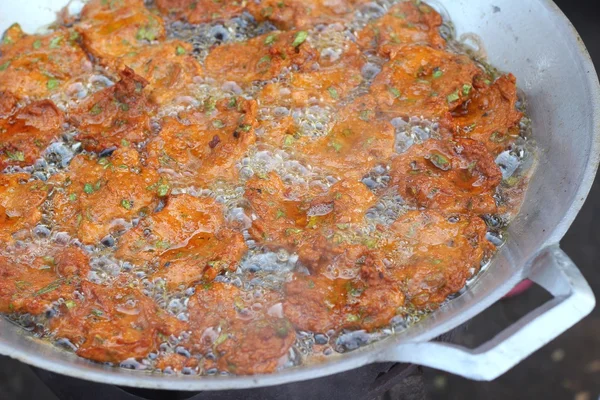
0 0 598 390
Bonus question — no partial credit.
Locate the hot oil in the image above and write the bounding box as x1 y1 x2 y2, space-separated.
0 0 535 375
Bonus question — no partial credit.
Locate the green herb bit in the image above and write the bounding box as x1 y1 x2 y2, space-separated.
6 150 25 161
83 183 94 194
432 67 443 78
176 45 186 55
91 308 103 317
89 103 103 115
32 39 42 49
275 209 286 219
359 110 372 121
388 86 401 98
212 119 225 128
121 199 133 210
69 193 77 202
327 86 339 99
264 34 277 46
157 182 170 197
283 135 295 147
330 141 343 153
65 300 76 309
292 30 308 47
15 281 31 290
0 61 11 71
285 228 303 235
49 36 62 48
429 152 451 170
490 131 507 143
346 314 360 322
136 26 157 41
462 84 472 96
446 90 460 103
47 79 60 90
34 279 65 296
257 54 271 68
238 124 252 132
214 333 229 346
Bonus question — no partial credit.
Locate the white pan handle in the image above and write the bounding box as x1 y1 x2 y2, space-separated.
378 245 595 381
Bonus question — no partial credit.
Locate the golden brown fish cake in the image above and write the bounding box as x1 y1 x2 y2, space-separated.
245 173 308 248
246 173 376 260
76 0 166 69
370 45 481 120
155 0 247 24
50 281 184 364
446 74 523 155
294 96 396 180
151 228 247 289
115 194 225 263
117 194 247 289
0 242 89 315
70 68 156 152
389 138 502 214
247 0 368 30
0 100 64 169
0 174 49 242
50 148 160 245
204 30 317 87
0 91 19 118
0 25 92 99
145 97 257 189
257 39 364 114
384 209 493 308
283 263 405 333
357 1 445 56
214 315 295 374
187 282 294 375
116 40 202 103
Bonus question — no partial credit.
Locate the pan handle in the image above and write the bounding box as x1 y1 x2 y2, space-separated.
377 245 595 381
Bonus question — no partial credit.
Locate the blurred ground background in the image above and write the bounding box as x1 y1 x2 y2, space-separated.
1 0 599 399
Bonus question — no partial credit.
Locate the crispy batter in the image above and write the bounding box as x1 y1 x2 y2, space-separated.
188 282 294 374
370 45 481 119
247 0 369 30
0 91 19 118
70 68 156 152
204 31 317 86
389 138 502 214
384 210 493 308
0 174 49 242
155 0 247 24
116 40 202 103
145 97 257 188
0 100 64 168
0 25 92 99
117 194 247 289
76 0 166 69
50 148 160 244
283 261 405 333
0 241 89 314
446 74 523 155
357 1 445 55
116 194 225 262
295 96 396 180
50 282 184 364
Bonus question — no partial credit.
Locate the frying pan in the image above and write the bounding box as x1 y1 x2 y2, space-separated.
0 0 598 389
